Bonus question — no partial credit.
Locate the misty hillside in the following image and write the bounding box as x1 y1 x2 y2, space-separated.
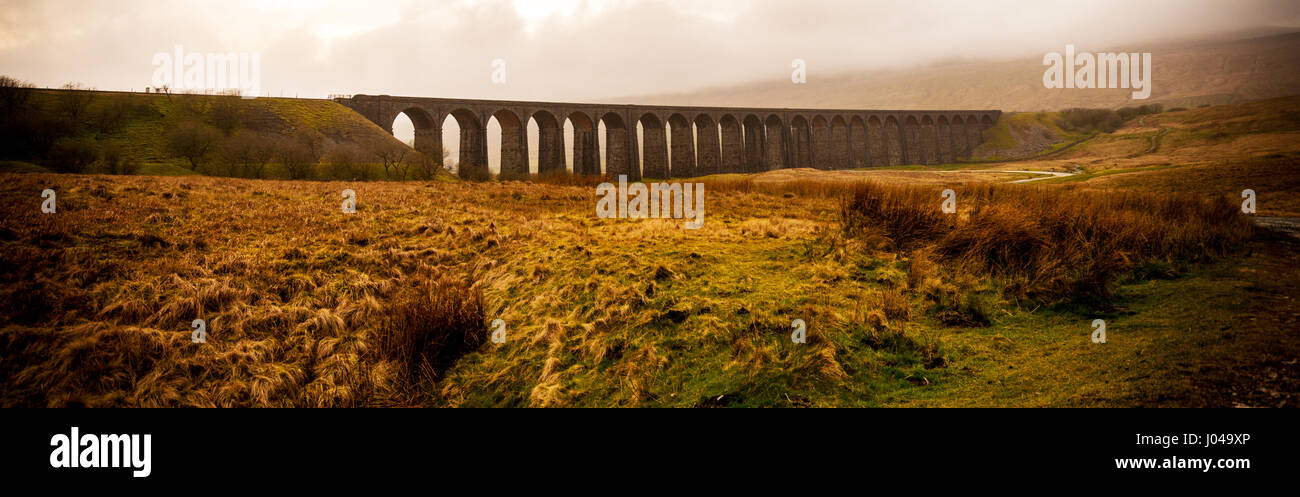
623 31 1300 112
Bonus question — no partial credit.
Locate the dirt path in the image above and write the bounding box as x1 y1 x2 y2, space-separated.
1255 216 1300 239
1002 170 1077 183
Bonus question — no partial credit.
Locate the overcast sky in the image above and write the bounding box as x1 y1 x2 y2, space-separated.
2 0 1298 101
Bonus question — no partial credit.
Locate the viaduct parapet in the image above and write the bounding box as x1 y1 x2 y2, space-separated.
335 94 1001 180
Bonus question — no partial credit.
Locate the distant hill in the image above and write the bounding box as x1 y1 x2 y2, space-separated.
621 31 1300 112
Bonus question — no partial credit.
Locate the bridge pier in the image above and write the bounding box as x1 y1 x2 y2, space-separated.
641 117 669 179
903 117 921 165
669 116 694 178
413 126 442 163
695 116 720 176
460 123 489 180
952 117 969 158
764 116 787 170
605 118 637 179
850 118 867 168
830 117 849 169
867 118 885 166
538 124 564 175
937 117 954 163
720 117 744 173
791 118 811 168
743 115 765 172
964 118 982 158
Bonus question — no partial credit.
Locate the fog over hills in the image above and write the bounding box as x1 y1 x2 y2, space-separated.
620 30 1300 112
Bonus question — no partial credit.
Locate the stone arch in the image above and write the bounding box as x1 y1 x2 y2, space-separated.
448 108 486 180
811 116 830 170
566 112 598 176
694 114 720 176
763 114 787 170
936 115 953 164
719 114 744 173
392 107 439 155
492 109 527 179
743 114 765 172
849 116 867 168
668 113 695 178
531 110 563 176
829 115 849 169
638 113 669 179
790 115 812 168
601 112 633 179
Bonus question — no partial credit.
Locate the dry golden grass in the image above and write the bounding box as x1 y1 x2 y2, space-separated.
0 165 1288 407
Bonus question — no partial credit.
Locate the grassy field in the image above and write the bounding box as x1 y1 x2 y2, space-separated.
0 168 1294 407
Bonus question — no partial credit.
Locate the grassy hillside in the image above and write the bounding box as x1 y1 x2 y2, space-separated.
965 96 1300 215
623 31 1300 112
0 89 434 180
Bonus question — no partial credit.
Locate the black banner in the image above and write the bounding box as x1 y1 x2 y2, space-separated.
0 408 1290 488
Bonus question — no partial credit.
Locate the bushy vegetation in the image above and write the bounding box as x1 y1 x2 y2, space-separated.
839 181 1253 305
1057 104 1164 134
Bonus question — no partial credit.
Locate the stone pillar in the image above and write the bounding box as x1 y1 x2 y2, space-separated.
573 126 598 175
891 119 907 166
764 119 786 170
937 120 953 164
830 122 849 169
903 119 921 165
811 123 830 170
921 119 938 165
721 119 745 173
696 120 721 176
459 123 489 180
850 121 867 168
670 122 695 177
500 121 528 179
626 114 641 181
414 126 443 169
952 119 970 158
538 125 564 175
744 120 764 172
867 120 887 167
792 124 811 168
641 123 669 179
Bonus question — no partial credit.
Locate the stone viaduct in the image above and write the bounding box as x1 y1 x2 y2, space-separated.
336 94 1001 180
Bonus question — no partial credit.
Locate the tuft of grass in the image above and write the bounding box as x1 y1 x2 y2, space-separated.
374 273 486 382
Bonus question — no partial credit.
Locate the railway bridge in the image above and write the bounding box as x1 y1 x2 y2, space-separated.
335 94 1001 180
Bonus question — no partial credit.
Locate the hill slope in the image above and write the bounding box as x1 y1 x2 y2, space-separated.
2 90 418 178
622 31 1300 112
